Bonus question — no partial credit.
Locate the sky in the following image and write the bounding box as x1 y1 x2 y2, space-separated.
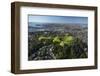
28 15 88 24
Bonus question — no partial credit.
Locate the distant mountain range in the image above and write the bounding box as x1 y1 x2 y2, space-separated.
28 22 87 32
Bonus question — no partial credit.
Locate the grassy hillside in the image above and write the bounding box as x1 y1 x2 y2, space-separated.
28 23 88 60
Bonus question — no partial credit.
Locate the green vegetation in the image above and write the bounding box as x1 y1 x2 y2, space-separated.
28 31 87 60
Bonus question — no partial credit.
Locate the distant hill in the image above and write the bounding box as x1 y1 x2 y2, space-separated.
28 22 87 32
